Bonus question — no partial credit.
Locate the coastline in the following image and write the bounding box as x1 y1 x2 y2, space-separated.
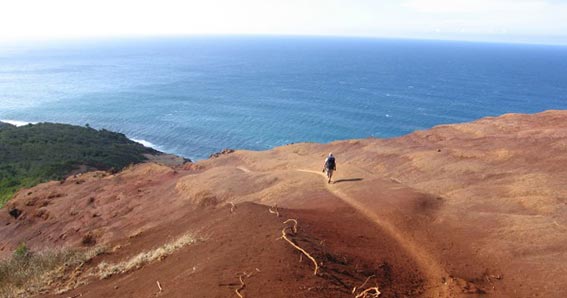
0 119 37 127
1 119 166 156
4 109 567 161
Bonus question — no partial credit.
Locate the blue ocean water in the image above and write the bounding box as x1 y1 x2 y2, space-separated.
1 36 566 160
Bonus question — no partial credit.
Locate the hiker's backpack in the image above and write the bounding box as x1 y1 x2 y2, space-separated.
327 156 336 170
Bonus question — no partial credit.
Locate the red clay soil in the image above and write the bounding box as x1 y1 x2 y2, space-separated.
1 110 566 297
46 202 428 298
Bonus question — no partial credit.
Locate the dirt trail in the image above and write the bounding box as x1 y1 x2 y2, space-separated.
236 166 251 173
296 168 449 296
236 165 448 290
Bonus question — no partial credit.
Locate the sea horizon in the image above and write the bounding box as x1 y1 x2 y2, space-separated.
1 36 567 160
2 34 567 48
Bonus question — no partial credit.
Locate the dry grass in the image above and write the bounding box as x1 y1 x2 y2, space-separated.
97 233 197 279
0 245 106 298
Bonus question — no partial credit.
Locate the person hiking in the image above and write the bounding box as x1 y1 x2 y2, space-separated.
322 153 336 184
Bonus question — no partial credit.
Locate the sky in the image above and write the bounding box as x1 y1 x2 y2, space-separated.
1 0 566 44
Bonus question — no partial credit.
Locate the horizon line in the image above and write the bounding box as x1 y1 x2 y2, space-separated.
1 33 566 47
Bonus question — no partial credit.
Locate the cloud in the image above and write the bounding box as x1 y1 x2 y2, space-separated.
401 0 567 37
403 0 546 14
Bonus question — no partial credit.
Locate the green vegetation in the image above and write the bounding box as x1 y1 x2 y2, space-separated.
0 122 15 129
13 243 30 260
0 123 158 206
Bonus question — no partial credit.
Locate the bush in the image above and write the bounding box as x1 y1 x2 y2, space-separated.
13 243 30 260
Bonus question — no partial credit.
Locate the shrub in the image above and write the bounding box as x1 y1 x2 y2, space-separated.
13 243 30 261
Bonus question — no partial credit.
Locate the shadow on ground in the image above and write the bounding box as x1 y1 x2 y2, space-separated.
333 178 364 184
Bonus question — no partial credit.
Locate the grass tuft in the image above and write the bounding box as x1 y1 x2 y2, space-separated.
97 233 197 279
0 245 106 297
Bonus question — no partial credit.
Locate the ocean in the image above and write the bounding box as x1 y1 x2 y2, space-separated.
1 36 566 160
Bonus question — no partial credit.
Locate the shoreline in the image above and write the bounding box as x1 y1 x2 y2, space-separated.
1 119 168 157
0 119 37 127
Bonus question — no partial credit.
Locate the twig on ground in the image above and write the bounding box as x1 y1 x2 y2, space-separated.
280 220 318 275
352 275 374 294
235 271 256 298
283 218 298 234
268 204 280 217
156 281 163 292
235 274 245 298
355 286 381 298
229 202 236 213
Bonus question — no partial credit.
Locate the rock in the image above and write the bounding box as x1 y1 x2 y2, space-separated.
209 148 235 159
9 208 22 219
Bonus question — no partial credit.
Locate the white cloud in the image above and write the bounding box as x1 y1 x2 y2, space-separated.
402 0 567 37
403 0 547 13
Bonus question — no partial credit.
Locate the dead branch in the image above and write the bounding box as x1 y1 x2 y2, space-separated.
235 271 256 298
281 225 318 275
355 286 381 298
235 274 245 298
352 275 374 294
268 204 280 217
156 281 163 292
283 218 298 234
